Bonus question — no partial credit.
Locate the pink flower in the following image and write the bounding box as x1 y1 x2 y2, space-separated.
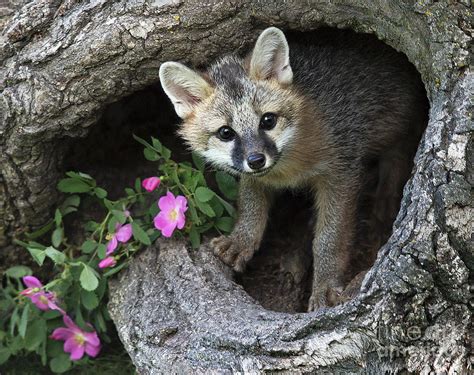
20 276 64 313
142 177 161 192
106 223 132 255
98 256 116 269
153 192 188 237
51 315 101 361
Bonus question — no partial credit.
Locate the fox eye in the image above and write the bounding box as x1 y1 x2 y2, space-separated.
260 113 278 130
217 126 236 141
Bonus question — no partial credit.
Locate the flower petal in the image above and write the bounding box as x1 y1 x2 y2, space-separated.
22 276 43 289
63 315 80 331
116 224 132 243
106 236 118 254
51 327 73 341
142 177 160 192
158 192 176 212
65 337 85 361
84 331 101 347
85 342 101 358
161 221 177 238
176 213 186 230
99 257 116 269
175 195 188 212
153 212 169 231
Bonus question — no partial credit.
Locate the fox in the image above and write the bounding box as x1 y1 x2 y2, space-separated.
159 27 427 310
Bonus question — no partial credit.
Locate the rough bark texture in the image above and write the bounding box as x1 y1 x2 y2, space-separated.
0 0 472 373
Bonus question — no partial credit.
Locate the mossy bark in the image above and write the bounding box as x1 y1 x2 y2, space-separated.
0 0 472 373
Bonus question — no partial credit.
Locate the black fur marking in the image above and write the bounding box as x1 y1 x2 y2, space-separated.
210 57 247 99
231 135 244 169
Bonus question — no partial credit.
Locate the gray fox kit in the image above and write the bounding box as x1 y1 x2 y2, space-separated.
159 27 426 310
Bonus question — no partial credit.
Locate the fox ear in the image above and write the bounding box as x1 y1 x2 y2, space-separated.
159 62 213 119
249 27 293 85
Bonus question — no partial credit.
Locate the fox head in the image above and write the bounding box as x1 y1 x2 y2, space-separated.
160 27 305 177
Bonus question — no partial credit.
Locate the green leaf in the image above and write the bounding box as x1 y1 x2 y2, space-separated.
215 195 236 217
5 265 32 279
151 137 163 153
51 228 63 248
81 290 99 311
162 146 171 160
50 354 72 373
195 186 214 202
103 199 115 211
134 177 142 193
132 222 151 245
25 221 54 240
27 247 46 266
103 261 128 277
81 240 97 254
97 244 107 259
66 171 94 181
216 217 235 233
0 348 11 365
189 226 200 249
94 187 108 199
195 199 215 217
112 210 127 224
215 171 238 200
57 178 92 193
54 209 62 227
144 148 159 161
62 194 80 208
24 319 46 351
80 264 99 291
19 303 30 338
209 197 224 217
133 134 156 151
45 246 66 264
192 152 205 171
125 188 136 197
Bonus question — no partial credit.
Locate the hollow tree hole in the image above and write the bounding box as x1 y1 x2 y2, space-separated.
63 27 428 314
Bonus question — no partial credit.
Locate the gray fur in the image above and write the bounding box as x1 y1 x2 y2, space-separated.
161 27 427 310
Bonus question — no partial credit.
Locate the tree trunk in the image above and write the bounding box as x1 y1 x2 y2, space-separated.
1 0 472 373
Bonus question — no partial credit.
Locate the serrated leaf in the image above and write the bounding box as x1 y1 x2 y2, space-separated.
144 148 159 161
151 137 163 153
62 194 80 208
27 247 46 266
97 244 107 259
215 171 238 200
215 195 236 217
50 354 72 373
132 222 151 245
80 264 99 291
57 178 92 193
81 240 97 254
94 187 107 199
195 186 214 202
195 199 215 217
216 217 235 233
54 209 62 227
51 228 63 248
81 290 99 311
0 348 10 365
5 265 32 279
45 246 66 264
161 147 171 160
112 210 127 224
19 303 29 338
24 319 46 351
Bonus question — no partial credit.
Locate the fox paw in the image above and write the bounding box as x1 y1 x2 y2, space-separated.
307 284 344 312
211 235 255 272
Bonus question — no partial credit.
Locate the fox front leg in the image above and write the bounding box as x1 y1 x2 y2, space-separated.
211 177 272 272
308 182 356 311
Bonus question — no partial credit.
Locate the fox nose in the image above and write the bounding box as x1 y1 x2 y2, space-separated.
247 153 266 170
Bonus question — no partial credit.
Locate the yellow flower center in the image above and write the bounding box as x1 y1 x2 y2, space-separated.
168 209 178 221
74 333 85 346
39 295 49 304
105 233 113 241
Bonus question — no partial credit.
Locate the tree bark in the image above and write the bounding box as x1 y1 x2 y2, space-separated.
1 0 472 373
